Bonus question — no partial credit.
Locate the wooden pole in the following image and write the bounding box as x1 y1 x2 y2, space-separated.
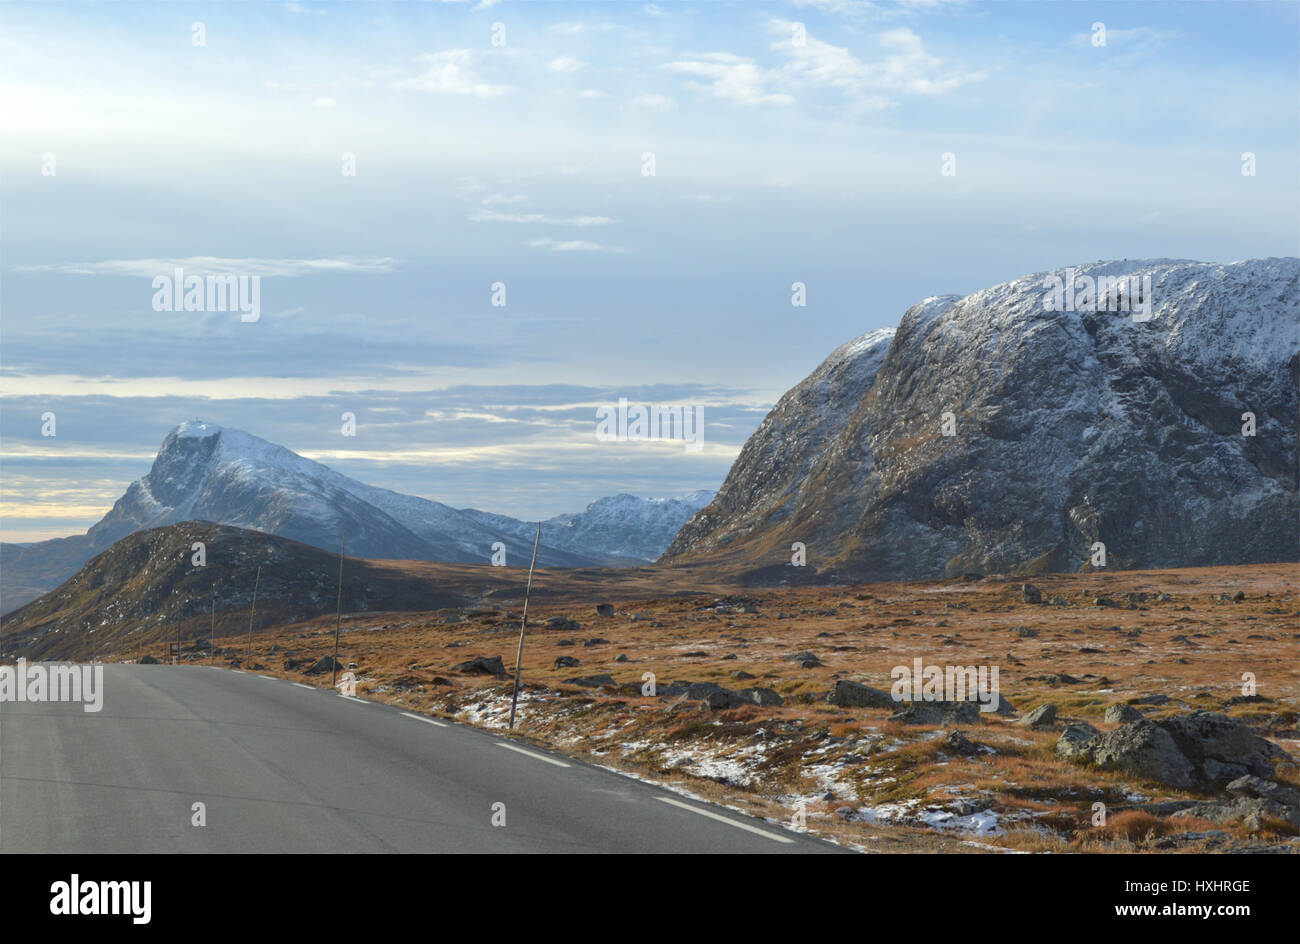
332 531 345 691
244 564 261 668
508 523 542 730
210 597 215 664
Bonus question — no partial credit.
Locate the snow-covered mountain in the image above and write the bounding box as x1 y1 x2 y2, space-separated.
663 258 1300 578
0 422 715 612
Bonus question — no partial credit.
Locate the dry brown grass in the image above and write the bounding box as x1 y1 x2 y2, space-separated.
115 561 1299 853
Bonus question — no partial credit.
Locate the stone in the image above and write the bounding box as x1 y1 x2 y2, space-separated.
451 655 505 677
1019 704 1057 727
826 680 896 709
1105 703 1144 724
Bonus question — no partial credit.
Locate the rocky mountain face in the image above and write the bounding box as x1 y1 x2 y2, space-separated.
0 422 715 613
663 258 1299 580
0 522 470 662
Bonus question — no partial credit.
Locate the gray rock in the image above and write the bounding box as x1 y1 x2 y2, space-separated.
595 603 615 617
1055 723 1101 759
826 679 897 709
1105 703 1145 724
564 674 615 688
547 617 580 631
889 700 982 726
944 730 982 755
1084 720 1198 788
1159 711 1291 785
1019 704 1058 727
451 655 505 677
1226 774 1300 810
1021 584 1043 604
304 655 345 676
553 655 581 669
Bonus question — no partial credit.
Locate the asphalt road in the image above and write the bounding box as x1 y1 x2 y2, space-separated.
0 664 843 853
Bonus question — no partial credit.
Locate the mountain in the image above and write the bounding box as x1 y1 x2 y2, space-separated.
662 258 1300 579
463 490 714 563
0 522 470 662
0 421 715 612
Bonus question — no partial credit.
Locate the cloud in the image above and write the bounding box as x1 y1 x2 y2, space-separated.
391 50 510 98
525 237 625 252
482 193 528 205
16 257 398 278
471 210 618 225
630 93 677 111
547 56 586 73
578 88 610 99
767 20 984 106
662 53 795 106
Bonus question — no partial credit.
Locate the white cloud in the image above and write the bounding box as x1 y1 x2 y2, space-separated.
391 50 510 98
767 20 984 105
471 210 619 226
482 193 528 205
314 97 335 108
17 257 398 277
662 53 795 106
525 237 624 252
547 56 586 73
578 88 610 99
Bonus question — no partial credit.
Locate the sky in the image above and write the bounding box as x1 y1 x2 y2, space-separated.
1 0 1297 541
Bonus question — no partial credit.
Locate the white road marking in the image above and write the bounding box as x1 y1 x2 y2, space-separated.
655 797 796 844
257 675 274 680
292 683 316 690
496 742 570 768
339 694 376 705
400 711 449 728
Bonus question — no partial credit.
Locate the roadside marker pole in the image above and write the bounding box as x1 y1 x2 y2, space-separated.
508 522 542 730
244 564 261 668
331 531 345 692
210 598 215 665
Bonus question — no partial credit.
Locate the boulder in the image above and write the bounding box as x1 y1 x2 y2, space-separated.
944 730 982 755
1159 711 1291 785
1018 704 1057 727
889 700 982 726
1020 584 1043 604
451 655 506 677
826 680 896 709
547 617 580 631
553 655 581 669
304 655 345 676
595 603 615 618
1104 704 1144 724
1085 720 1198 788
1055 723 1101 759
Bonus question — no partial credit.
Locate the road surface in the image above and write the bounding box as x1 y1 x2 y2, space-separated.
0 664 842 853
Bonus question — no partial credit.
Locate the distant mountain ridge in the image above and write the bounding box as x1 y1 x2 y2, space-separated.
663 258 1299 579
0 421 713 612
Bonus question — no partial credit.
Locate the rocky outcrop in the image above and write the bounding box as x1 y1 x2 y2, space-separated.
663 259 1299 580
1057 711 1292 790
